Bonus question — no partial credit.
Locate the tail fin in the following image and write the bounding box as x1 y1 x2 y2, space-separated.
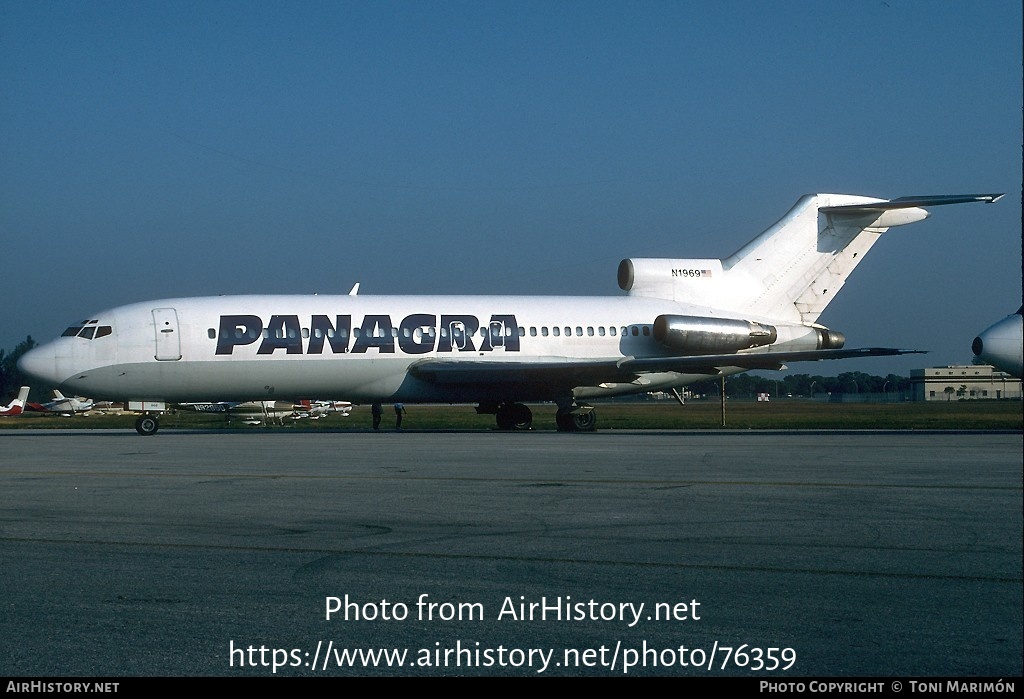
723 193 1002 323
0 386 31 416
619 193 1002 324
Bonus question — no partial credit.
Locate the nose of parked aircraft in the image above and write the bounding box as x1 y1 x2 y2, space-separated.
972 308 1024 379
18 343 61 385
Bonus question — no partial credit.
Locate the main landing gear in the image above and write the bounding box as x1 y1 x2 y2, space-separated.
480 402 597 431
494 402 533 430
134 414 160 436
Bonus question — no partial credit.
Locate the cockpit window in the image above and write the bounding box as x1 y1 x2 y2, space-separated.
61 320 113 340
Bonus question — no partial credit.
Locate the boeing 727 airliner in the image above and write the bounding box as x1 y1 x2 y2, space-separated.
18 192 1002 434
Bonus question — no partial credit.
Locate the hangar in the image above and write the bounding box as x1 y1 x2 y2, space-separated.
910 365 1021 401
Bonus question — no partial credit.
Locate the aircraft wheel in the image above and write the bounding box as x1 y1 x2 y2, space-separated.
496 407 515 430
571 410 597 432
556 408 596 432
496 403 533 430
135 415 159 436
510 403 532 429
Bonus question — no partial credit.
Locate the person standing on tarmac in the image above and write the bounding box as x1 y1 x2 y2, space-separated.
371 402 383 430
394 402 406 430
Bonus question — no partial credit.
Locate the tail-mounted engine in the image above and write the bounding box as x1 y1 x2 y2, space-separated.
653 315 846 354
618 258 725 304
653 315 777 354
808 327 845 350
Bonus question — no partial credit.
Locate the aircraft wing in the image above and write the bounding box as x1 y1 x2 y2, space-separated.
410 348 925 387
618 347 925 373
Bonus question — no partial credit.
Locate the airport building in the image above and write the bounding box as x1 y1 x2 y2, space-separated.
909 365 1022 401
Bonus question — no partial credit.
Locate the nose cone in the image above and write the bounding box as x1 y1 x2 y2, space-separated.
972 310 1024 379
17 342 62 385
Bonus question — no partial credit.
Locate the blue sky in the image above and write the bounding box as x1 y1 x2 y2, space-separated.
2 0 1021 378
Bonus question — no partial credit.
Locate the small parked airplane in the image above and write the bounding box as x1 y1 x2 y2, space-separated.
27 390 96 416
297 400 354 419
0 386 31 416
18 192 1002 434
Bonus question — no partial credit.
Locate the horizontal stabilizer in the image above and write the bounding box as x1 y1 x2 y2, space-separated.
821 193 1003 214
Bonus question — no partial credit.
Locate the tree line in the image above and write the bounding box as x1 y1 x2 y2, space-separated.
685 371 912 399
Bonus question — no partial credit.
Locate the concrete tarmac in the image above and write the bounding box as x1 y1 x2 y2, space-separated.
1 430 1020 677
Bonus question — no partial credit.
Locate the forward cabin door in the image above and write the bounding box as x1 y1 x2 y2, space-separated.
152 308 182 361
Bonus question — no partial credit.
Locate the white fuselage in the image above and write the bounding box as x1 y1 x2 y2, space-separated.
20 293 785 404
